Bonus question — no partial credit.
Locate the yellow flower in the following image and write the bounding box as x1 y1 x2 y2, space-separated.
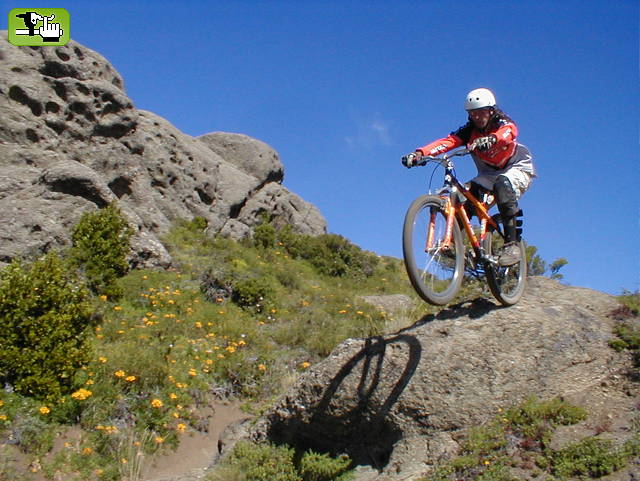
71 388 92 400
151 399 164 408
85 379 94 386
114 306 123 311
188 369 197 377
258 364 267 371
169 393 178 400
0 415 7 421
82 447 93 455
99 295 107 301
115 370 126 378
98 356 108 363
300 362 311 369
195 321 203 328
155 436 164 444
176 423 187 432
125 376 136 382
39 406 50 415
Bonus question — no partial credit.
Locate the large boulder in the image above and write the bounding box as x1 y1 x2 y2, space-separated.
0 31 326 268
245 277 635 479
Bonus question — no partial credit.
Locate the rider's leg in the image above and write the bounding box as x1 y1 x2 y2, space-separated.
493 175 521 265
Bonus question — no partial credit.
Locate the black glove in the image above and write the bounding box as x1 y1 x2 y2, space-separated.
401 151 423 168
470 135 496 152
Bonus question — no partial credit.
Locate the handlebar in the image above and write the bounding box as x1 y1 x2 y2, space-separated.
424 148 470 162
409 148 470 167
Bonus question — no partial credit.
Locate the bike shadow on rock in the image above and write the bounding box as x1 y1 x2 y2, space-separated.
402 296 505 332
266 334 422 470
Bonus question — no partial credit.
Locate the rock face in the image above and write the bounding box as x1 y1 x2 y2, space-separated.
0 31 326 267
245 278 635 479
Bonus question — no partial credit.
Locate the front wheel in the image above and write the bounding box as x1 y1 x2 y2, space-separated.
402 195 465 305
483 230 527 306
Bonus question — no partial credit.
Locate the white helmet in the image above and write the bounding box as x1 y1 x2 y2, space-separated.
465 88 496 111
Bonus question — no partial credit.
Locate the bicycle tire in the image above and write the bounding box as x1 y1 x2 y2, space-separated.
402 195 465 305
483 230 527 306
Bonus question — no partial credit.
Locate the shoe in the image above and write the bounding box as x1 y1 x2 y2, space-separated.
498 242 521 266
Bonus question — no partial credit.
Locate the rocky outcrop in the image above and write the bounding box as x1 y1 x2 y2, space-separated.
0 31 326 267
241 278 636 480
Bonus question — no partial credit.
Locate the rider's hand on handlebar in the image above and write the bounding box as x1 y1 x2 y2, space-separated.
401 151 423 168
469 135 497 152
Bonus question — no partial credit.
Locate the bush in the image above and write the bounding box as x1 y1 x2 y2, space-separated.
0 252 93 399
228 441 301 481
232 277 277 313
214 442 354 481
550 437 626 478
254 220 277 249
299 450 353 481
279 231 379 279
70 203 132 299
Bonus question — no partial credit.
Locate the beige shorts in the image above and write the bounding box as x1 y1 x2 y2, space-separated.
472 168 534 200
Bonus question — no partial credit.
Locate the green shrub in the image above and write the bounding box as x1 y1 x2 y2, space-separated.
190 216 208 231
232 277 277 313
218 442 354 481
299 450 353 481
228 441 301 481
0 252 93 399
70 203 132 299
550 437 625 478
503 396 587 444
254 220 277 249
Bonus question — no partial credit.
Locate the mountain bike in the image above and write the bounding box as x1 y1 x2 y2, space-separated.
401 148 527 306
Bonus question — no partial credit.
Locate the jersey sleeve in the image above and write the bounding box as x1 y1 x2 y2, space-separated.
416 122 472 156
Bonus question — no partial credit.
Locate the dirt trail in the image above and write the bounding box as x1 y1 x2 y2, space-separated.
143 402 249 481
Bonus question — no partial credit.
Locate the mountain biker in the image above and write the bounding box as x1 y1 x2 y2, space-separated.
402 87 536 266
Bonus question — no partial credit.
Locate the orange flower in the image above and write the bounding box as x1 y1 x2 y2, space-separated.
71 388 92 400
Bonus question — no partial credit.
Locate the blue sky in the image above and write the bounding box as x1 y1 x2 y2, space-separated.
2 1 638 294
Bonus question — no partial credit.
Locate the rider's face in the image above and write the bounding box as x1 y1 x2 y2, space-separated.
468 108 493 129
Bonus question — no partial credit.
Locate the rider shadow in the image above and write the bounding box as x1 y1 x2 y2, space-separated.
266 334 422 469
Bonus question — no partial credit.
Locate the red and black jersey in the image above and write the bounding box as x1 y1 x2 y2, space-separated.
417 111 518 169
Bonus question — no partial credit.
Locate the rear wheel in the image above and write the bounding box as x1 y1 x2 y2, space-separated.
483 227 527 305
403 195 464 305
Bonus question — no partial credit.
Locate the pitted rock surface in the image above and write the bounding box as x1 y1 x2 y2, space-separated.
0 31 326 267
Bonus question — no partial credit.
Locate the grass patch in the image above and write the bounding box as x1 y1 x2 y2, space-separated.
422 396 638 481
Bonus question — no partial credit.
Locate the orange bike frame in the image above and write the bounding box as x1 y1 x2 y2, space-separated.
425 185 501 254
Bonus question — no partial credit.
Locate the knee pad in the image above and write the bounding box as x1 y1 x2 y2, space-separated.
494 175 519 218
